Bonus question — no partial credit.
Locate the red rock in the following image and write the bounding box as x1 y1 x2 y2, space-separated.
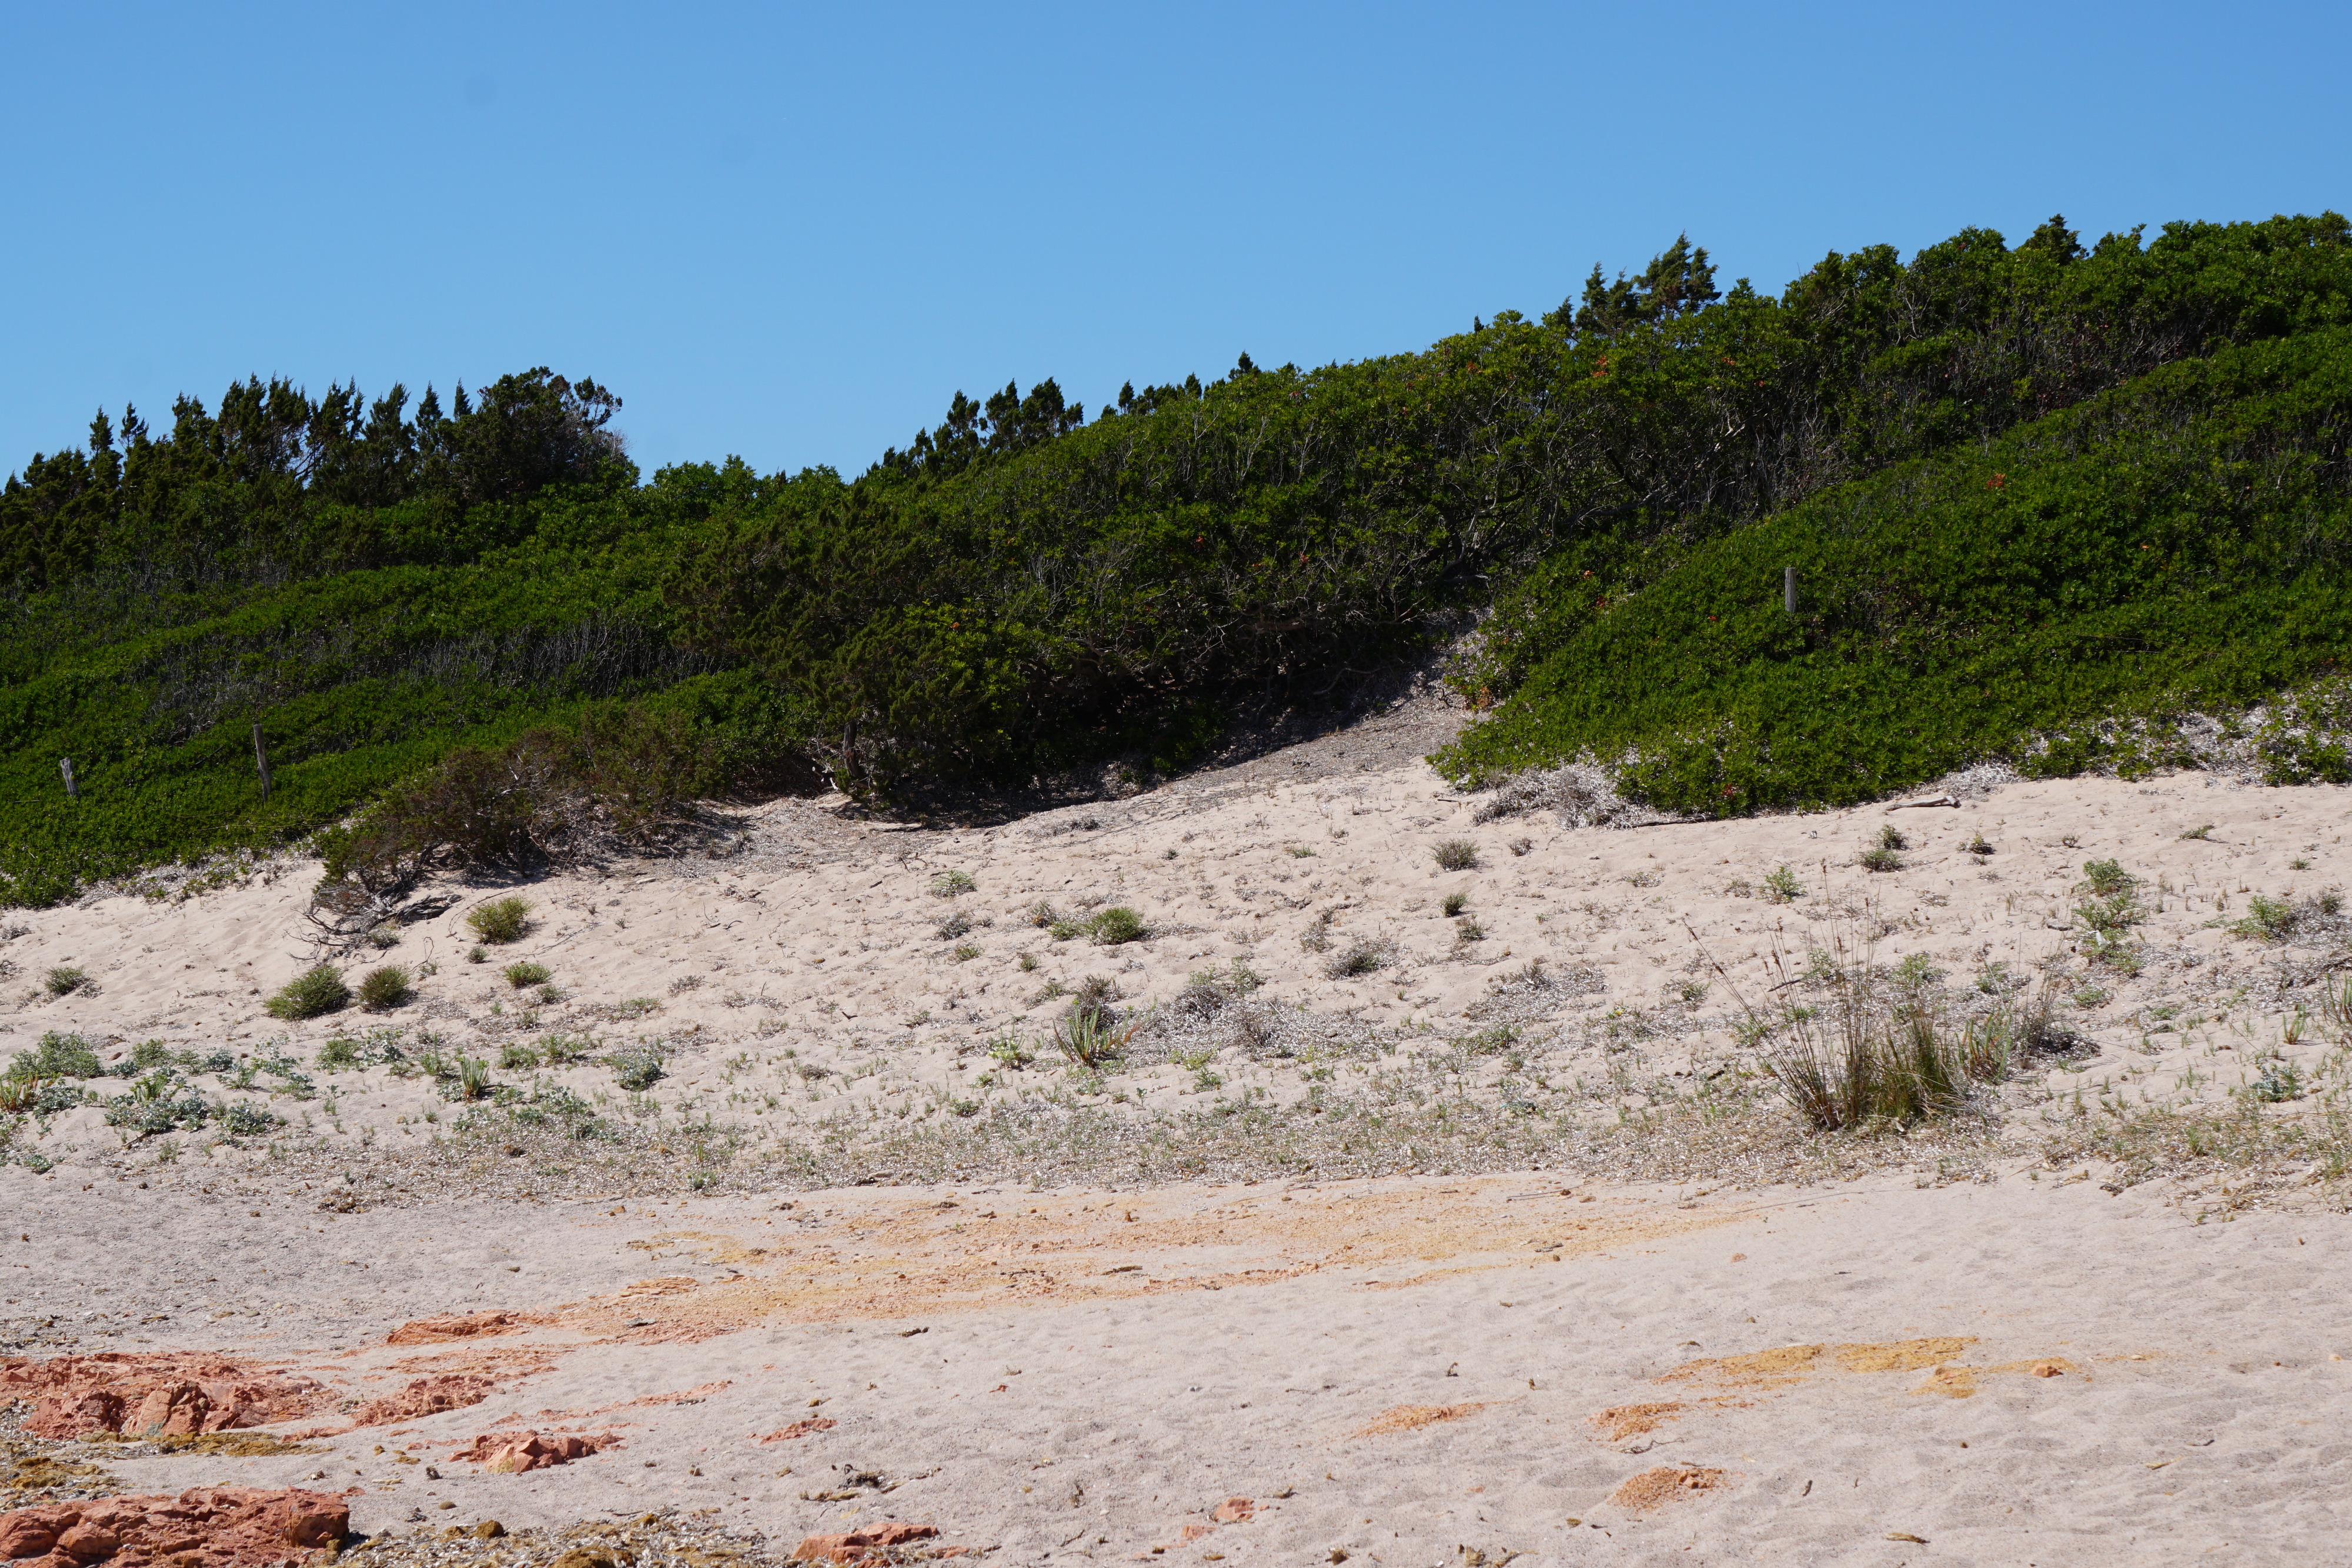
346 1373 495 1427
759 1417 838 1443
446 1429 617 1473
0 1489 346 1567
0 1354 324 1439
790 1523 940 1563
1211 1497 1255 1523
383 1311 540 1346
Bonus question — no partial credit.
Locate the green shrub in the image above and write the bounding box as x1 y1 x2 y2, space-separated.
467 897 532 945
12 1032 102 1079
43 967 88 997
499 1043 541 1069
265 965 349 1020
502 961 552 989
355 965 412 1011
1859 845 1904 873
928 870 976 897
611 1048 666 1091
1763 865 1804 904
1086 906 1147 945
1431 840 1479 872
2080 860 2134 897
1441 892 1469 917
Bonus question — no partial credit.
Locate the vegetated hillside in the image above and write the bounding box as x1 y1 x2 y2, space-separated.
2 214 2349 905
1434 327 2352 810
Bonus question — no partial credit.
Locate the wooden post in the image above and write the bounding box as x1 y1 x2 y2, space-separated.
1784 566 1798 614
252 723 272 801
58 758 76 798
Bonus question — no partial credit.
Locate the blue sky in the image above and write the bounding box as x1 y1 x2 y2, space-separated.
4 1 2347 480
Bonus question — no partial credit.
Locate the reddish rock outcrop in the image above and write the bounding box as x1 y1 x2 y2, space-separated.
0 1354 326 1439
345 1373 495 1427
383 1310 543 1346
0 1486 345 1566
446 1429 618 1473
790 1523 940 1563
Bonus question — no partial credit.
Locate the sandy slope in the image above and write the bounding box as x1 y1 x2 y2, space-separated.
5 714 2352 1562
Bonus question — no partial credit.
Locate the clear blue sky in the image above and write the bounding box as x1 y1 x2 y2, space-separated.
4 1 2347 481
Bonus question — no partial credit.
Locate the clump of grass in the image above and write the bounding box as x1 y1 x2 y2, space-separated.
355 965 412 1012
1325 937 1396 979
1299 910 1335 953
1175 961 1263 1017
929 870 976 897
466 896 532 945
1432 839 1480 872
1441 892 1469 917
1859 825 1905 873
43 967 89 997
934 910 974 940
502 960 552 989
1085 906 1147 945
1452 917 1486 945
265 965 349 1020
1762 865 1804 904
2179 824 2215 841
453 1056 494 1101
668 972 704 995
1760 998 1969 1131
1025 898 1061 928
466 945 488 964
2231 888 2343 942
1964 832 1993 856
953 942 982 962
500 1042 541 1069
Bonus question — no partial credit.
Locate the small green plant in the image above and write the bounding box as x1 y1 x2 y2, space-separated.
987 1034 1032 1068
1876 824 1908 852
466 945 488 964
935 911 974 940
1763 865 1804 904
43 967 89 997
1053 1011 1132 1069
1859 842 1904 873
1432 839 1479 871
1025 898 1061 928
1087 906 1147 945
366 922 402 949
610 1048 666 1091
1890 954 1943 991
1299 910 1335 953
2080 859 2134 897
1325 938 1394 978
500 1042 540 1069
502 961 552 989
355 965 412 1012
266 965 350 1020
1964 832 1993 856
539 1032 595 1064
953 942 982 962
2180 824 2215 840
2247 1059 2305 1102
466 897 533 945
2291 856 2313 870
929 870 977 897
1287 845 1317 858
454 1056 493 1101
2231 892 2298 941
1441 892 1469 917
1453 917 1486 944
13 1032 102 1079
1017 952 1038 972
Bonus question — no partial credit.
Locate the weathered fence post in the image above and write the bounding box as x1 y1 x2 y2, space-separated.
1784 566 1798 614
253 723 272 801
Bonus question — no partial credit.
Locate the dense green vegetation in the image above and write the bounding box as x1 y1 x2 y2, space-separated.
6 213 2352 904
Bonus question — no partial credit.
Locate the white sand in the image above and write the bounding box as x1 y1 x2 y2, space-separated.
5 736 2352 1560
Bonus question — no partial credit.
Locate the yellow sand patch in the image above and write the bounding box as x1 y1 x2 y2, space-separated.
1912 1365 1979 1398
1609 1465 1726 1512
1354 1401 1502 1437
1662 1337 1979 1389
1588 1402 1686 1441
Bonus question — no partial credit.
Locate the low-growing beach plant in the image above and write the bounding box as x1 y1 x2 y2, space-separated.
355 965 412 1012
1441 892 1469 917
953 943 982 962
1432 839 1479 872
929 869 977 897
610 1047 666 1091
1325 937 1394 978
1085 906 1147 944
44 967 88 997
1859 826 1905 872
499 1042 540 1069
934 911 973 940
466 897 532 945
2180 824 2215 841
1762 865 1804 904
2080 858 2134 897
265 965 349 1020
502 961 552 989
